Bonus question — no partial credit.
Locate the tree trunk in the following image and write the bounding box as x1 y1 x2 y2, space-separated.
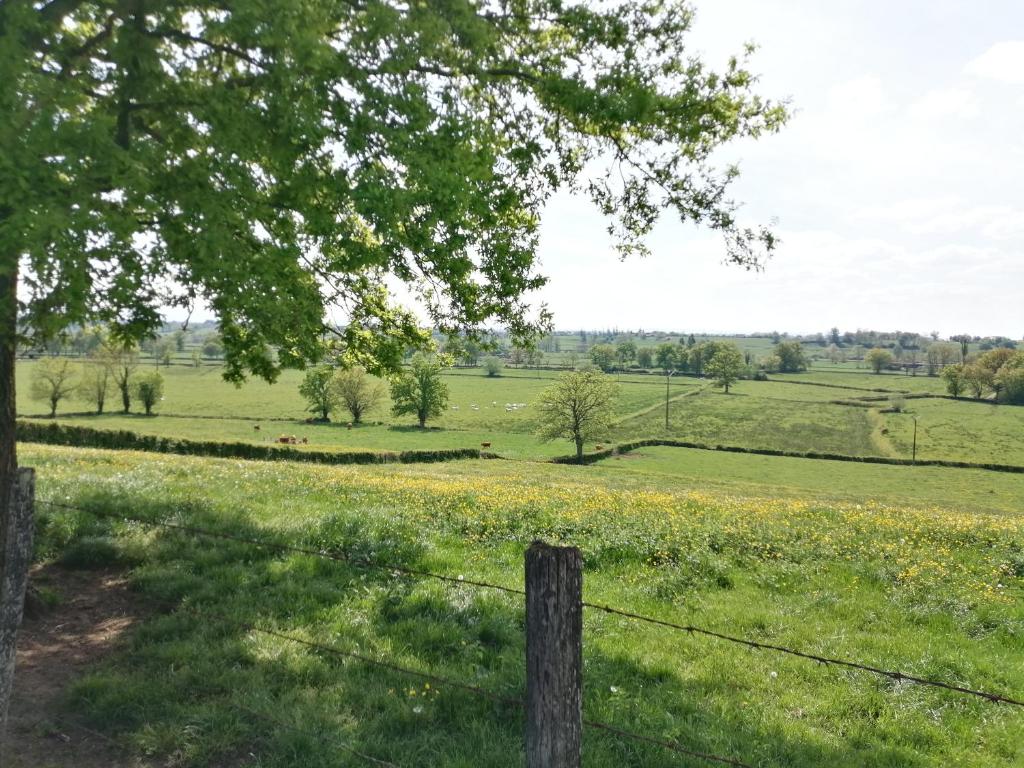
0 243 26 741
121 384 130 413
575 437 583 463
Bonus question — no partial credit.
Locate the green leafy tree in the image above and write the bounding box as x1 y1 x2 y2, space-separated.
865 347 895 374
332 366 385 425
636 348 654 369
391 355 449 428
705 343 744 393
29 357 77 417
655 343 678 373
78 359 111 414
483 357 504 378
299 366 339 421
536 369 619 462
589 344 617 372
101 342 139 414
962 363 993 399
0 0 787 719
942 364 966 398
191 349 202 368
615 340 637 367
994 353 1024 404
131 370 165 415
773 341 808 373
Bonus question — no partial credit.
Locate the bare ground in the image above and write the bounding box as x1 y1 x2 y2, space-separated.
3 564 151 768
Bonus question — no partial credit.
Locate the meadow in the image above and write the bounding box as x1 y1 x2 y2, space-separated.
14 352 1024 767
27 445 1024 767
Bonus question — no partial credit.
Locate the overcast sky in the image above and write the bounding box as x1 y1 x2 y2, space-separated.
534 0 1024 337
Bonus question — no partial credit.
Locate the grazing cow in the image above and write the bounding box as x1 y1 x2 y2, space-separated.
481 442 491 448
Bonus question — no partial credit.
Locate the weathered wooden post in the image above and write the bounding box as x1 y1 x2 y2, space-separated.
525 540 582 768
0 467 35 737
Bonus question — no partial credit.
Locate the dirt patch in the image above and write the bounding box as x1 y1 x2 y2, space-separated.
613 451 647 460
3 564 152 768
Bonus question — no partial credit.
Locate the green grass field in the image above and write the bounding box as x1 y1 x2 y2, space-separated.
26 444 1024 767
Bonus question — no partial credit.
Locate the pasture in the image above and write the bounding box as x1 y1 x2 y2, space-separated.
22 444 1024 767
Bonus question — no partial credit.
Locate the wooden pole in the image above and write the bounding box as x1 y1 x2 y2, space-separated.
525 541 582 768
0 467 34 739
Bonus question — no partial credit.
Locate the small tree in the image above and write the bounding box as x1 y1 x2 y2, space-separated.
589 343 617 372
191 349 202 368
483 357 504 377
636 348 653 369
995 360 1024 404
536 369 619 462
706 344 744 393
962 363 993 399
773 341 808 373
78 360 111 414
101 342 140 413
30 357 78 417
865 347 895 374
333 366 385 424
299 366 339 421
202 337 224 359
132 371 165 415
391 354 449 427
654 343 678 373
615 340 637 368
942 364 966 398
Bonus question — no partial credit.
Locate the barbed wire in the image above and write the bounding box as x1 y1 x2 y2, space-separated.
38 498 1024 709
582 719 754 768
37 499 525 597
583 601 1024 708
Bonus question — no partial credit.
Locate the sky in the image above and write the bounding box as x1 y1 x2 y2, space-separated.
532 0 1024 337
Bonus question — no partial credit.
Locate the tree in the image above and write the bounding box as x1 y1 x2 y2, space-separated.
332 366 385 425
191 349 202 368
201 337 224 359
655 343 678 373
962 363 993 399
299 366 339 421
535 369 619 462
589 344 617 372
773 341 808 373
636 348 654 369
391 354 449 428
995 354 1024 404
615 340 637 368
950 335 972 361
29 357 77 417
101 343 139 414
865 347 895 374
78 359 111 414
942 364 966 398
1 0 787 725
706 344 744 393
132 370 165 416
483 357 504 378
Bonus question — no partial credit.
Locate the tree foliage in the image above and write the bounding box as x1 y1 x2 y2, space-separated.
773 341 807 373
78 359 111 414
132 370 165 415
865 347 895 374
332 366 385 424
390 354 449 428
942 364 965 398
483 357 504 378
299 366 339 420
655 343 678 373
589 344 617 372
705 343 744 393
535 369 619 461
29 357 77 417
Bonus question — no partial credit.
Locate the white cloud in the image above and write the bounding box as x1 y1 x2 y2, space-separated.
907 87 980 120
964 41 1024 84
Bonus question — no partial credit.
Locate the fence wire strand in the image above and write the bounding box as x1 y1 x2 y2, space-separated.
39 498 1024 711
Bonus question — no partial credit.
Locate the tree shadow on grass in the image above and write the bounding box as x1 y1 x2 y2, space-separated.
44 495 931 768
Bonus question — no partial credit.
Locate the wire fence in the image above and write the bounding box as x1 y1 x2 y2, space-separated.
34 497 1024 766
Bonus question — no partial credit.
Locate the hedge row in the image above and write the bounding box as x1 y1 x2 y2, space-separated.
552 438 1024 474
17 421 482 465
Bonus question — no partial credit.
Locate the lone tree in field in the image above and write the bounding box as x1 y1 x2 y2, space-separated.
391 355 449 428
132 371 165 416
655 343 679 374
101 343 140 414
706 344 744 393
536 369 619 462
29 357 77 417
0 0 787 728
333 366 385 425
865 347 895 374
483 357 504 378
78 358 111 414
299 366 339 421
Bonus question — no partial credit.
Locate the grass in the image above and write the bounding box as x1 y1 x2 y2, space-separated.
26 444 1024 767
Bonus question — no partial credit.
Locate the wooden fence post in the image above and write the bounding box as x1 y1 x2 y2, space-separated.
0 467 35 739
525 540 582 768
